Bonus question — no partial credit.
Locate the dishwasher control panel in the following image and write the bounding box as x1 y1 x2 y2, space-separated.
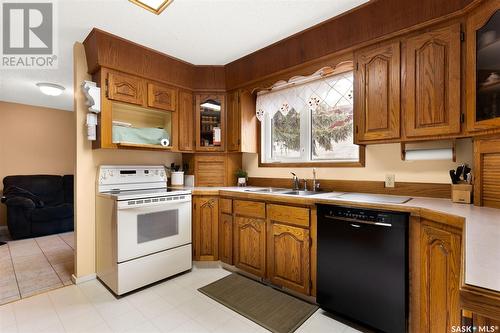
322 206 405 224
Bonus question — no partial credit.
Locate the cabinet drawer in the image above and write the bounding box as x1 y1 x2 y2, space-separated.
220 199 232 214
267 204 309 228
234 200 266 219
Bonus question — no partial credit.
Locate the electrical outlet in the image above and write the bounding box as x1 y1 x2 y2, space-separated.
385 174 395 188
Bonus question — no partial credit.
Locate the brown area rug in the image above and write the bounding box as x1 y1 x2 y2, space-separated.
198 273 318 333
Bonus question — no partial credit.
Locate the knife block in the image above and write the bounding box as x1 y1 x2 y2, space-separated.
451 184 473 204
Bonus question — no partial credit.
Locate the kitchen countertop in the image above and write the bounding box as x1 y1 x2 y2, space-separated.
186 186 500 293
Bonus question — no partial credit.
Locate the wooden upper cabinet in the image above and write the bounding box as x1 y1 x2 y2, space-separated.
404 24 462 138
420 220 462 332
195 94 225 152
147 83 177 111
267 223 310 295
355 41 401 142
227 91 241 152
226 90 258 153
193 196 219 261
107 70 145 105
466 2 500 132
178 91 194 151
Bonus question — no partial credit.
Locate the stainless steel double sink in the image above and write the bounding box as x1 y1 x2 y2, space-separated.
243 187 413 203
244 188 320 196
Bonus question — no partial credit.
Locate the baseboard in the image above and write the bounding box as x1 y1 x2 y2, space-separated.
71 273 96 284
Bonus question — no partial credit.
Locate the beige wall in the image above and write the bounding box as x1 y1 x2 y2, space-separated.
243 139 473 184
74 42 182 279
0 101 76 226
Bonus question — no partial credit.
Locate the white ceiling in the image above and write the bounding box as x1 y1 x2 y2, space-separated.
0 0 368 111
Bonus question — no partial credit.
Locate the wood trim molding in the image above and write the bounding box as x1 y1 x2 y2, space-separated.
461 284 500 320
83 28 226 92
257 160 365 168
247 177 452 199
225 0 480 89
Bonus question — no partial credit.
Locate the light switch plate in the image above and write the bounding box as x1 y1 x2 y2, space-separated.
385 174 395 188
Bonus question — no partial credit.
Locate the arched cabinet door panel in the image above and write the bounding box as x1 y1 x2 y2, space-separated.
404 24 462 137
354 41 401 142
267 223 310 295
233 215 266 277
420 220 461 332
147 83 177 112
467 3 500 132
107 70 145 105
193 196 219 261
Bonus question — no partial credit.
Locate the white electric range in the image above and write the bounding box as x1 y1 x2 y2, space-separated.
96 165 192 295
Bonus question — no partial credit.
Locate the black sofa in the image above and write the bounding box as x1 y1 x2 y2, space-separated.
1 175 74 240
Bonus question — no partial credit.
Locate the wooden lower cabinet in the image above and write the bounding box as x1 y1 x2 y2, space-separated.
420 218 462 332
462 310 500 330
193 196 219 261
267 223 310 295
232 200 312 295
233 216 267 277
219 212 233 264
219 198 233 264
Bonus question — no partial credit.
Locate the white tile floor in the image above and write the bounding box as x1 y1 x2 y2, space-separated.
0 264 362 333
0 232 75 305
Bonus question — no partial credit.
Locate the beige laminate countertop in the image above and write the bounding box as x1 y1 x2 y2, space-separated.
185 186 500 293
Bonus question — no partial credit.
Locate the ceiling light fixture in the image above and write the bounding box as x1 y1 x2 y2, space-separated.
200 100 221 111
36 83 65 96
129 0 173 15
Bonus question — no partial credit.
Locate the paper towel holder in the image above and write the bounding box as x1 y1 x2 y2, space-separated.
401 139 456 162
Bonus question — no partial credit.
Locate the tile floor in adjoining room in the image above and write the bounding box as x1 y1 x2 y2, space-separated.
0 232 74 305
0 264 362 333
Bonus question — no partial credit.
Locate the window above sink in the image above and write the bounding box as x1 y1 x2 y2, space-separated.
256 64 365 167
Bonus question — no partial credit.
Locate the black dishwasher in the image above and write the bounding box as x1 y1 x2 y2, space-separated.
317 205 408 333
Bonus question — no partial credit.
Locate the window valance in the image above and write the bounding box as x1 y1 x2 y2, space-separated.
256 63 354 122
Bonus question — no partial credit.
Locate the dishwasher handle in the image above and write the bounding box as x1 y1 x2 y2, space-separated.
323 215 392 227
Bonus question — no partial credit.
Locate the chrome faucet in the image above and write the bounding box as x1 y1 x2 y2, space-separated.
303 179 308 191
312 168 320 192
291 172 300 190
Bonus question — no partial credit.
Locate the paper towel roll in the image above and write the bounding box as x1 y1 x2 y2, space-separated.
160 138 170 147
405 148 453 161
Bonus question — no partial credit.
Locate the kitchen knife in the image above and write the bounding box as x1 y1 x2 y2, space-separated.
449 170 458 184
463 165 471 179
456 165 464 181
